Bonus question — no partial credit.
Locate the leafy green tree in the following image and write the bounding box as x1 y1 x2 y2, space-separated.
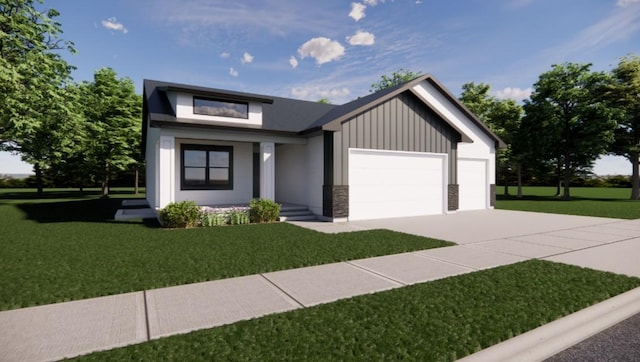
459 82 522 196
79 68 141 197
12 85 83 195
606 55 640 199
523 63 617 199
370 69 422 92
0 0 76 194
318 98 331 104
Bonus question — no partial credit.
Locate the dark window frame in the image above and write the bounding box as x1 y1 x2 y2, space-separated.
180 144 234 190
193 96 249 119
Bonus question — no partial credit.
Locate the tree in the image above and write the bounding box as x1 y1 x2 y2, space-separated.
0 0 76 194
11 85 83 195
523 63 617 199
459 82 522 196
370 69 422 92
318 98 331 104
606 55 640 199
79 68 141 197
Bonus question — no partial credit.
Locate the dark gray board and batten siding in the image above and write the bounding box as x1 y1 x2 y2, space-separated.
331 91 460 186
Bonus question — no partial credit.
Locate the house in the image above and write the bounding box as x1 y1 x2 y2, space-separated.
142 74 505 222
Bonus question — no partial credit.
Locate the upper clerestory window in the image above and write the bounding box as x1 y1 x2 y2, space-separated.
193 97 248 119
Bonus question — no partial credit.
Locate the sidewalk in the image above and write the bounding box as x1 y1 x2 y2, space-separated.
2 211 640 361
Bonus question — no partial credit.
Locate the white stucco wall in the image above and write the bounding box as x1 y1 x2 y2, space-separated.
168 91 262 126
173 138 253 205
306 135 324 216
275 144 308 205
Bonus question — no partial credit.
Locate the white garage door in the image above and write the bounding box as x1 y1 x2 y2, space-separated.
349 149 446 221
458 158 488 210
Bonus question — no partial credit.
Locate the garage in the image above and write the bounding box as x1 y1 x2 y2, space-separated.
348 149 447 221
458 158 488 210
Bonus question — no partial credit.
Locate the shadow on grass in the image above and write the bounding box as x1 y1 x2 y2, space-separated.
15 198 161 227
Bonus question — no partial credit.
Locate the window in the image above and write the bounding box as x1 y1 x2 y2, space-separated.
181 145 233 190
193 97 248 119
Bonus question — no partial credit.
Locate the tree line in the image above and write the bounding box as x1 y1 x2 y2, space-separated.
1 0 141 196
457 58 640 200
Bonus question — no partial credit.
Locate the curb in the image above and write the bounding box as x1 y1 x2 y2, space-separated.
457 286 640 361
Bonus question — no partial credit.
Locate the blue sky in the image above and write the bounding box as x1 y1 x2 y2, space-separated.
2 0 640 175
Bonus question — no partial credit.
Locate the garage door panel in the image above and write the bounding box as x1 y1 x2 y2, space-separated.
458 159 487 211
349 149 446 221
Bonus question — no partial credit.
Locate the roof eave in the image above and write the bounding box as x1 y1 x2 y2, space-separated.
160 85 274 104
320 74 433 131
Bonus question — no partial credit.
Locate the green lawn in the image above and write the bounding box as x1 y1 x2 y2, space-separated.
496 186 640 219
4 187 640 360
76 260 640 361
0 189 452 311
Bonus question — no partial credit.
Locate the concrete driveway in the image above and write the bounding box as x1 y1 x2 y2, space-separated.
291 209 640 278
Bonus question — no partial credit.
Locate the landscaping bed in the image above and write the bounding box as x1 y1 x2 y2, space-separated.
75 260 640 361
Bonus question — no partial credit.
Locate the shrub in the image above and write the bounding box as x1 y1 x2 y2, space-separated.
228 208 250 225
0 175 27 188
201 212 227 227
604 175 632 188
249 198 281 223
159 201 202 228
200 208 250 227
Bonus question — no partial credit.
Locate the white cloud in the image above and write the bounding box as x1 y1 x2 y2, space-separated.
347 30 375 46
363 0 383 5
101 17 128 34
349 2 366 21
229 67 238 77
494 87 532 101
617 0 640 7
298 37 345 65
220 52 230 58
289 56 299 69
290 86 351 101
241 52 254 64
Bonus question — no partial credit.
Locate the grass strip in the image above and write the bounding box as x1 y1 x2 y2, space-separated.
496 186 640 219
76 260 640 361
0 198 452 311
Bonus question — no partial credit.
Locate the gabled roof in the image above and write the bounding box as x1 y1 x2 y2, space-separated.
305 74 505 147
142 75 505 147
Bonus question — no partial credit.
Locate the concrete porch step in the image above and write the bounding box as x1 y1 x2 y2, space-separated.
115 199 156 220
279 204 316 222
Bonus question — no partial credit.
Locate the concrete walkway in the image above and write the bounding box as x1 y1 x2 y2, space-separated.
2 210 640 361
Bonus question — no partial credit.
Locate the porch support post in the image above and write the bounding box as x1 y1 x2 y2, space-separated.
260 142 275 200
158 135 175 208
